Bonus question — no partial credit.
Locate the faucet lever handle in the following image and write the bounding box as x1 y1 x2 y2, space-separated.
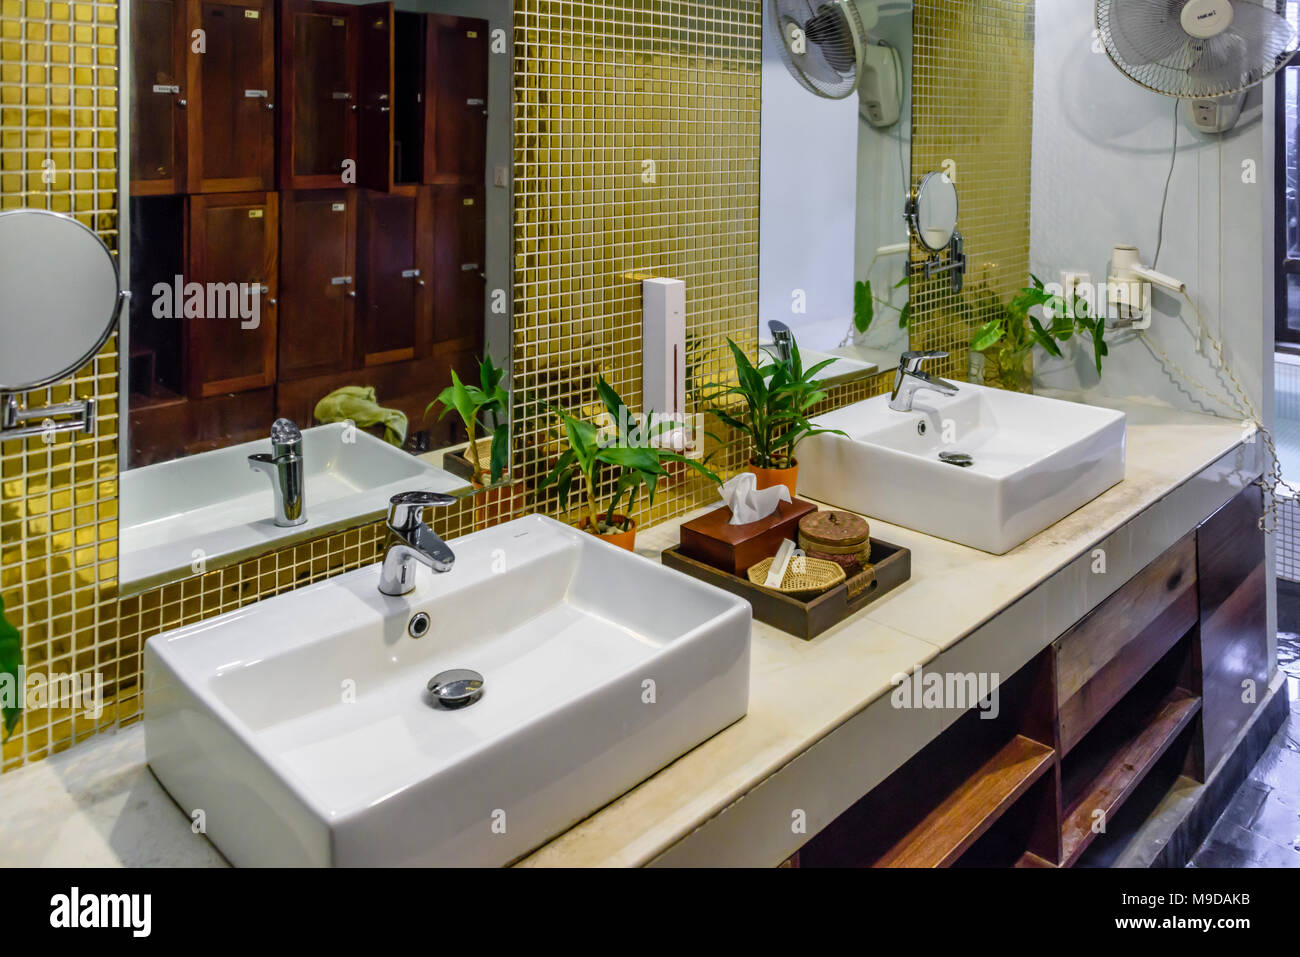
388 490 458 531
899 349 949 374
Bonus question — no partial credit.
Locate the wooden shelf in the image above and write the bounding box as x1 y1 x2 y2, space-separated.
1015 851 1058 868
875 734 1055 868
1060 688 1201 866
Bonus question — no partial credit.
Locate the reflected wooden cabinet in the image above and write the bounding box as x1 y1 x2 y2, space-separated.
187 0 276 192
355 187 432 367
186 192 279 397
357 1 396 192
422 15 488 185
278 190 355 380
130 0 188 195
127 4 489 464
430 184 485 347
130 0 276 194
278 1 358 190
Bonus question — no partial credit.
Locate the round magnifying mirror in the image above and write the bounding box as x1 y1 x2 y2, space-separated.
910 171 959 252
0 209 123 391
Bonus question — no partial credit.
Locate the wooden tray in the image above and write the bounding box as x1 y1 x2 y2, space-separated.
662 538 911 641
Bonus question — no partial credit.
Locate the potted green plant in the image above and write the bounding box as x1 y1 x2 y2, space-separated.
705 336 845 497
1 593 21 742
428 355 509 486
539 376 718 550
427 355 518 526
968 274 1106 393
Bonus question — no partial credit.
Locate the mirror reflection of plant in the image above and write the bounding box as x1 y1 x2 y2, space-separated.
853 273 911 335
705 336 847 470
0 593 21 742
426 355 509 487
970 274 1108 377
539 377 720 536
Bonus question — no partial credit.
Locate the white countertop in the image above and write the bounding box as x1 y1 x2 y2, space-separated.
0 398 1253 867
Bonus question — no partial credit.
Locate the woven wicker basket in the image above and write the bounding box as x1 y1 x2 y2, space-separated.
746 555 846 596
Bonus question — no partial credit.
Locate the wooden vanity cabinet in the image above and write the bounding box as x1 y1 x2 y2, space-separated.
278 0 358 190
1196 485 1269 771
130 0 188 195
185 191 279 397
278 190 355 381
186 0 277 193
354 186 432 367
798 483 1270 869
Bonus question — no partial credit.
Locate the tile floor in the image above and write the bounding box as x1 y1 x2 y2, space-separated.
1188 584 1300 867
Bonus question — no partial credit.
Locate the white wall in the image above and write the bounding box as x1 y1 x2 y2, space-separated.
1030 0 1269 425
1031 0 1277 657
759 19 859 351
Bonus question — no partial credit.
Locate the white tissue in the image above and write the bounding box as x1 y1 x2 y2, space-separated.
720 471 791 525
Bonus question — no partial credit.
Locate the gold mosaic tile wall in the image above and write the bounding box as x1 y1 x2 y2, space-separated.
908 0 1036 383
511 0 763 528
1 0 123 770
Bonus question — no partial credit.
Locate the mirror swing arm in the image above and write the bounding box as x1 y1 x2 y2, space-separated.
1 393 100 441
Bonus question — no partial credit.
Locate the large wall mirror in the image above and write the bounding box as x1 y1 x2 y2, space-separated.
760 0 913 378
119 0 512 593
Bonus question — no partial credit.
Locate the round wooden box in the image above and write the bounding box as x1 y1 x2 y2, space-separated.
798 510 871 573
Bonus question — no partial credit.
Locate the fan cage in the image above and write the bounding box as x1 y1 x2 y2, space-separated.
769 0 866 100
1097 0 1298 99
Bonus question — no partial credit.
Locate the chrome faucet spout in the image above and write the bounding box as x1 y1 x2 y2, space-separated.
248 418 306 527
889 350 960 412
378 491 458 596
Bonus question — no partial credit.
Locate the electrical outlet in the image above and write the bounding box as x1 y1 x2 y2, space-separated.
493 165 508 188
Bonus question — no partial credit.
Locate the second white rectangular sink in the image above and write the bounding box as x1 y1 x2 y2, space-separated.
144 515 751 867
798 383 1126 553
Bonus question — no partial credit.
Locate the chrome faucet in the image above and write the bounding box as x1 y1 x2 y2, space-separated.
248 418 306 527
378 491 458 596
889 350 960 413
768 320 794 364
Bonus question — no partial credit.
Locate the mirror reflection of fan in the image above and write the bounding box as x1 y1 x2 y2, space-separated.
1097 0 1298 132
769 0 904 128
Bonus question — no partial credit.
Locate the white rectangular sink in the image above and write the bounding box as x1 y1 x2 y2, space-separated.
799 383 1126 553
120 423 466 591
143 515 751 867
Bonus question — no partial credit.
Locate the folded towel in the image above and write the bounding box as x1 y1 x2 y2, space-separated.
314 386 408 447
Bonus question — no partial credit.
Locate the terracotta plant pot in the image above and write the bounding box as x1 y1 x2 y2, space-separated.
749 458 798 499
578 514 637 552
473 480 524 530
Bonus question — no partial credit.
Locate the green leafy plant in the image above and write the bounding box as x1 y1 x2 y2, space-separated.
427 355 509 486
0 593 21 742
854 274 910 334
705 335 847 470
970 274 1108 377
539 377 719 535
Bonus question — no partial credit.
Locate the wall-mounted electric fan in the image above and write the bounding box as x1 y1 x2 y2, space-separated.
1097 0 1298 131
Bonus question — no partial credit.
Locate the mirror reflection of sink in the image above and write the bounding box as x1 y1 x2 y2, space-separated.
759 342 879 382
143 514 751 867
120 423 466 590
799 383 1126 554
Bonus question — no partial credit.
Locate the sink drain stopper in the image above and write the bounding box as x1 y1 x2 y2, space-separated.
427 669 484 708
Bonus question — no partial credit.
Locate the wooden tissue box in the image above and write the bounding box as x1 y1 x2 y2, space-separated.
679 498 817 576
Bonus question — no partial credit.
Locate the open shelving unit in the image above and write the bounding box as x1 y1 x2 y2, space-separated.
794 520 1237 869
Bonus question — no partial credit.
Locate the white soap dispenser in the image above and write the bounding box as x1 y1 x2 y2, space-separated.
641 277 687 450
